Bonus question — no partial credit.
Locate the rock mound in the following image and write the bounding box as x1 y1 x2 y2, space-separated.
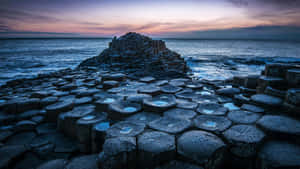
78 32 187 78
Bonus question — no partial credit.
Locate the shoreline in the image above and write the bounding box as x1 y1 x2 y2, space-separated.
0 62 299 169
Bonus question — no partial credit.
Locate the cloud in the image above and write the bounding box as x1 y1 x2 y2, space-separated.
0 8 61 23
160 25 300 40
0 23 11 32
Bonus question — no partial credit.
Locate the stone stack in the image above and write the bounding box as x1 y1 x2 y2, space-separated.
78 32 188 79
231 63 300 112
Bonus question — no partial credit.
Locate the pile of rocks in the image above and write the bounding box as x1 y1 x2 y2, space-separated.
78 32 188 79
231 63 300 113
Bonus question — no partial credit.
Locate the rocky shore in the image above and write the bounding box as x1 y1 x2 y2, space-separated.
0 33 300 169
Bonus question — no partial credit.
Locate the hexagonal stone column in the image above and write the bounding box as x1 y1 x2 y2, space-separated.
257 141 300 169
250 94 282 107
108 101 141 120
197 103 228 116
91 121 110 153
76 113 107 152
137 131 176 168
176 99 198 110
125 112 160 125
149 117 192 134
177 130 226 169
138 85 161 96
95 95 121 112
57 105 95 138
194 115 232 133
106 121 145 138
143 95 176 113
227 110 261 124
257 115 300 138
45 99 73 122
98 137 136 169
163 108 196 120
102 73 126 82
222 125 265 157
160 85 182 94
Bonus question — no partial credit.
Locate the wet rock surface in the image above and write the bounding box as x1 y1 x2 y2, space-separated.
137 131 176 168
0 34 299 169
177 130 226 168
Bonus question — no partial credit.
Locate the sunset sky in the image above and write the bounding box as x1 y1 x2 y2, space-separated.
1 0 300 38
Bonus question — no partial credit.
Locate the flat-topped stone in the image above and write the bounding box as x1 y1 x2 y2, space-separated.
227 110 261 124
57 105 95 138
45 99 74 122
216 87 240 97
140 76 156 83
108 101 141 120
125 112 160 125
257 115 300 136
176 99 198 110
160 85 182 94
163 108 196 120
177 130 226 168
138 85 161 95
192 95 219 104
126 93 152 104
197 103 228 116
149 117 192 134
98 136 136 169
175 90 197 100
143 94 177 113
95 95 121 112
102 73 126 82
76 113 107 152
138 131 176 168
223 125 265 157
185 82 203 89
258 141 300 169
251 94 283 107
102 80 119 89
91 121 111 153
241 104 264 113
194 115 232 133
106 121 145 138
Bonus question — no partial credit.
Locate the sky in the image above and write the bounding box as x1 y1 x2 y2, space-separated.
1 0 300 39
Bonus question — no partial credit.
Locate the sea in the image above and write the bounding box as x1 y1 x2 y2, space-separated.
1 38 300 86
